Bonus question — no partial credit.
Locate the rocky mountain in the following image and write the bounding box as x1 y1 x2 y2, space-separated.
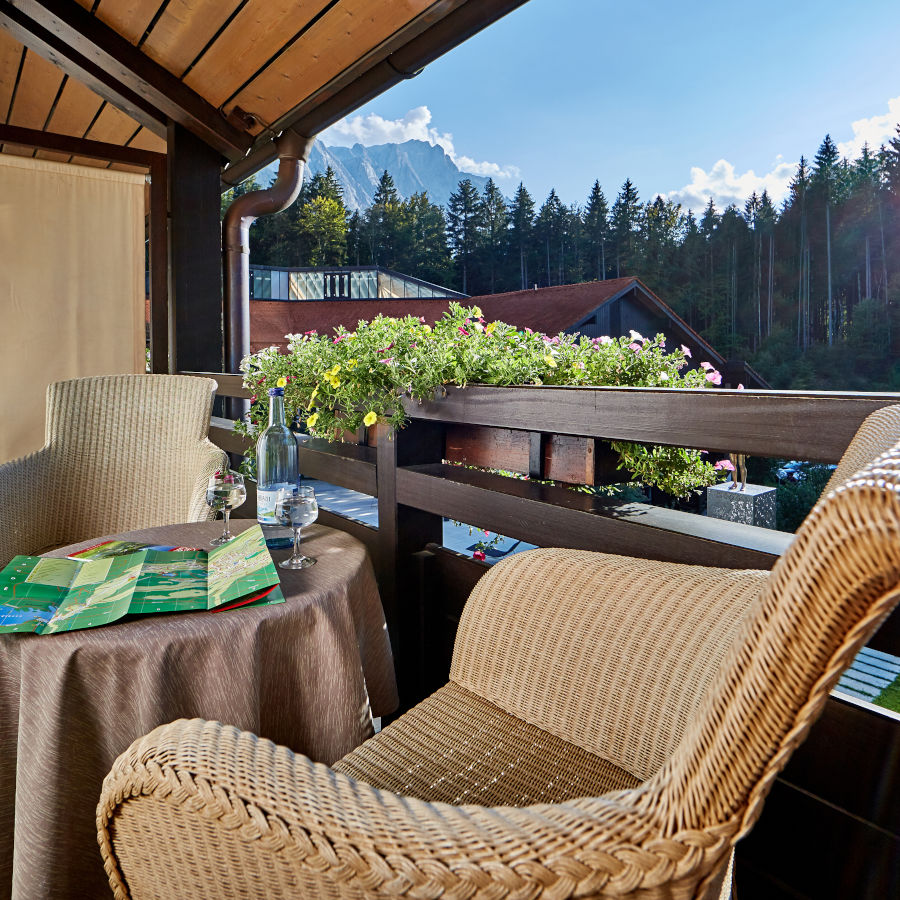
261 139 492 210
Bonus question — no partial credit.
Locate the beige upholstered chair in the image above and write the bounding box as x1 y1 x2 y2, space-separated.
0 374 224 567
97 439 900 899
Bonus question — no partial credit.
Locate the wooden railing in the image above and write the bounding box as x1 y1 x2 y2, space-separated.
188 371 900 899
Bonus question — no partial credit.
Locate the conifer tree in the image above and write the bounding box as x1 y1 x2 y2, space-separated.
535 189 563 286
508 183 535 289
610 179 642 277
447 178 483 294
583 180 610 281
367 171 401 267
813 135 840 343
479 179 510 294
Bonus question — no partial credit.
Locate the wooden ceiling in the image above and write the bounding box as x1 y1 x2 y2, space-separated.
0 0 529 179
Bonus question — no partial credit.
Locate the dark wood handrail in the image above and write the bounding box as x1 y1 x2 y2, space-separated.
186 370 900 462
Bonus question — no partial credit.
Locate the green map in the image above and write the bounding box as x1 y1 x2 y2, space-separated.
0 525 283 634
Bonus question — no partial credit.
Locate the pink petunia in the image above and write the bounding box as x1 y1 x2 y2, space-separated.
706 370 722 385
458 327 469 336
737 383 745 390
681 344 692 358
700 361 713 371
714 459 735 471
418 316 426 324
380 357 394 364
629 342 642 352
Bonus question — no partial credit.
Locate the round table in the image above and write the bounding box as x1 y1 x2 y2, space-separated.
0 520 397 900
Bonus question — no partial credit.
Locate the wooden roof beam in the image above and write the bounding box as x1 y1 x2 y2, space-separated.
0 0 252 161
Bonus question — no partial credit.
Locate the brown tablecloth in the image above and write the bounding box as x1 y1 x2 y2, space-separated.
0 521 397 900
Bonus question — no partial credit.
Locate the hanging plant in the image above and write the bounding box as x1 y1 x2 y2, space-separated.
234 302 726 496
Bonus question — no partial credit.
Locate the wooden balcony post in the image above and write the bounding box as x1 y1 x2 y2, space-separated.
376 420 444 709
168 123 225 375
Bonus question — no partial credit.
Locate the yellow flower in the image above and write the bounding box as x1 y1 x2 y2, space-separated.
326 363 341 377
276 376 287 388
363 411 378 427
306 385 319 410
485 322 496 335
306 412 319 428
423 324 432 333
544 355 557 368
471 305 483 318
346 358 358 370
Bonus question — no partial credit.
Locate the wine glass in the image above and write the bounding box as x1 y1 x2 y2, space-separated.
206 470 246 545
275 486 318 569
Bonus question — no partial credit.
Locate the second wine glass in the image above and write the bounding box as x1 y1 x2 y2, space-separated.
206 470 246 545
275 486 318 568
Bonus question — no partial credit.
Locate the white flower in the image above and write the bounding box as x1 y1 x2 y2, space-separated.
629 329 645 343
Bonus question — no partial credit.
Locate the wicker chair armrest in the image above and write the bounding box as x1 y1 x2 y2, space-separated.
98 718 733 900
183 439 228 522
0 447 56 566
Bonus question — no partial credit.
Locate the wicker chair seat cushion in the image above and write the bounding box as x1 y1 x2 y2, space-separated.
335 681 641 806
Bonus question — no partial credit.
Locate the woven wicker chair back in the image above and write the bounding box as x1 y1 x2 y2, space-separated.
822 403 900 494
451 549 765 781
646 440 900 837
1 375 222 562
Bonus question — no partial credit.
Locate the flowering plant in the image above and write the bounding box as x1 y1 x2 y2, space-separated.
236 303 726 496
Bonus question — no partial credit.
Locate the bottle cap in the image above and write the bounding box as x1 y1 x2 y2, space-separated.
267 387 285 397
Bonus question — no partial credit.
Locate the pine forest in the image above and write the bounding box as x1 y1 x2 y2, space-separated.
228 128 900 391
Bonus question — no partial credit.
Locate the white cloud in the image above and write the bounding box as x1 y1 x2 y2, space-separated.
320 106 520 180
665 158 797 213
837 95 900 159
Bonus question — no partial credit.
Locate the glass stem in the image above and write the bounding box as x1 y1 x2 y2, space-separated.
223 507 231 537
292 526 302 559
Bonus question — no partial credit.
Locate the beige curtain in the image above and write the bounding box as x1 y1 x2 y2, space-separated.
0 155 145 463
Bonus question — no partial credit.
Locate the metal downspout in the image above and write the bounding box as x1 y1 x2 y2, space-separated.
223 131 314 418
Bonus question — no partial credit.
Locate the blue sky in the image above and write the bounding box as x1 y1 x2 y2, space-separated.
321 0 900 213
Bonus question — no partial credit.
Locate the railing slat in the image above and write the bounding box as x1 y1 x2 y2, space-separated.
398 463 791 569
407 386 900 462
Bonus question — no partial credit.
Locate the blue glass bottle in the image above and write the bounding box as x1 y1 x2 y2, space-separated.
256 387 298 547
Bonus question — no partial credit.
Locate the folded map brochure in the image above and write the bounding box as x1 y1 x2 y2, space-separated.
67 540 201 560
0 525 284 635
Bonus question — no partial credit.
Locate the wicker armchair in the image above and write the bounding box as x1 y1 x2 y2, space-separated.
97 443 900 900
0 374 224 567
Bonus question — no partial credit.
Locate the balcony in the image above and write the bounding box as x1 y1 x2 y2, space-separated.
192 371 900 898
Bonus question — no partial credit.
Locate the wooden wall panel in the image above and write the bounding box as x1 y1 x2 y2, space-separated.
44 77 104 138
142 0 244 77
127 126 166 153
87 101 142 144
0 31 25 124
93 0 162 45
185 0 333 107
226 0 433 124
6 48 63 130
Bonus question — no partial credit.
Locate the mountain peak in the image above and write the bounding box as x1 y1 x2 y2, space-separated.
303 140 492 209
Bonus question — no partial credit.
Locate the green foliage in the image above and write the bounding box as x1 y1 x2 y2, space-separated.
236 305 723 496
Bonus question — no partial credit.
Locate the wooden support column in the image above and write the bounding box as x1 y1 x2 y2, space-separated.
168 123 224 375
376 421 445 710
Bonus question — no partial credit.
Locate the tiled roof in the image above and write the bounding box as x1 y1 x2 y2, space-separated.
249 278 641 351
471 278 641 334
250 298 457 351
